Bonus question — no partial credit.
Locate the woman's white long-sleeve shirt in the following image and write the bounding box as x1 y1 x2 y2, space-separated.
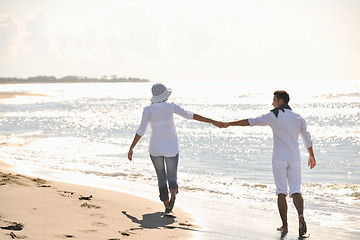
136 102 194 157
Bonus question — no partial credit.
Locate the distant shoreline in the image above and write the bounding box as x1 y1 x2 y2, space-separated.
0 76 150 84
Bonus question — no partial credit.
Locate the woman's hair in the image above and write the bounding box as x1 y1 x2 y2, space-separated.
273 90 290 104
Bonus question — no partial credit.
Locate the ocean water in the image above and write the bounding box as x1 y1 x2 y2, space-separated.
0 81 359 239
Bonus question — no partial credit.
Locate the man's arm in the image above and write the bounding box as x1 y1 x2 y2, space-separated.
224 119 250 127
307 146 316 169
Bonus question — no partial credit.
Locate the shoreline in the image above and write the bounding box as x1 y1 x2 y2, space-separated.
0 160 196 240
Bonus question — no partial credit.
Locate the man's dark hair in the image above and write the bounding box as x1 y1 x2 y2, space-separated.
274 90 290 104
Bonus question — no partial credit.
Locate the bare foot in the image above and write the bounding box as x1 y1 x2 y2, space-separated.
165 192 177 213
299 215 307 236
277 225 288 232
166 196 176 211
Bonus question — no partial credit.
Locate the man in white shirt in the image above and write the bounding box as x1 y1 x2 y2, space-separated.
223 90 316 237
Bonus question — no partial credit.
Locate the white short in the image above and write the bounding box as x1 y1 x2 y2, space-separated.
272 159 301 197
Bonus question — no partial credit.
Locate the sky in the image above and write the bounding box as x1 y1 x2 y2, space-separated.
0 0 359 83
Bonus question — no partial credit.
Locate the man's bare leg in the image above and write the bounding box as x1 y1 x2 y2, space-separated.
292 193 307 236
277 194 288 232
292 193 304 215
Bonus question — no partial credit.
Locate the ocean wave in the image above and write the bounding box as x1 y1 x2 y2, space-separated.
318 92 360 99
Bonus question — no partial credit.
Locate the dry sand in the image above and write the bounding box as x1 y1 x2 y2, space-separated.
0 161 196 240
0 92 47 99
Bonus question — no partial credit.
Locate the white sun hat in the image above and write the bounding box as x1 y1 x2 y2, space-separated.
151 83 172 103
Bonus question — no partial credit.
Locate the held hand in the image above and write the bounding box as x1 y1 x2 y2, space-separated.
222 122 230 128
128 148 133 161
212 121 230 128
216 122 230 128
308 155 316 169
211 121 224 128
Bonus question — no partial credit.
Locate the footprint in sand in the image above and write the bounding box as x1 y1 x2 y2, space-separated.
92 222 108 227
8 232 27 239
118 227 144 237
78 195 93 200
80 202 101 209
58 191 75 198
55 234 75 238
0 222 24 231
79 229 98 233
90 213 105 218
179 222 193 227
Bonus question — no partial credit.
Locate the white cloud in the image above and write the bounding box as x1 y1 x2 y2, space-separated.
0 14 25 57
25 11 49 56
0 11 50 58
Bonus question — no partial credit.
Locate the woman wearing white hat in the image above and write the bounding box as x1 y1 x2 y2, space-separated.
128 83 221 213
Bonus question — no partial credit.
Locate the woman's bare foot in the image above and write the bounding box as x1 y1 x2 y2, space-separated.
165 189 177 213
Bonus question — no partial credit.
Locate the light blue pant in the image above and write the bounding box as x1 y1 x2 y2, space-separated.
150 153 179 201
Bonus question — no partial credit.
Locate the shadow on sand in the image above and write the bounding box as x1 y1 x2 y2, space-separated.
278 230 310 240
121 210 197 232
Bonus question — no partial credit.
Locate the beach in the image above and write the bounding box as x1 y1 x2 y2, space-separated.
1 161 359 240
0 160 195 240
0 82 359 240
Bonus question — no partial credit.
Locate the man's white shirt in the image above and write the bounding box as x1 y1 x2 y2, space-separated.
248 109 312 162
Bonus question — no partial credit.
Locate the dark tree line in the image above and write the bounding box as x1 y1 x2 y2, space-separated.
0 76 149 84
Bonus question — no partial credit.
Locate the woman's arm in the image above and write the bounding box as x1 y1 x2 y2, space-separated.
129 107 149 161
128 134 141 161
193 114 223 128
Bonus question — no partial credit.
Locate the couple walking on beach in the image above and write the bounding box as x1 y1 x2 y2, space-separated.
128 83 316 237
